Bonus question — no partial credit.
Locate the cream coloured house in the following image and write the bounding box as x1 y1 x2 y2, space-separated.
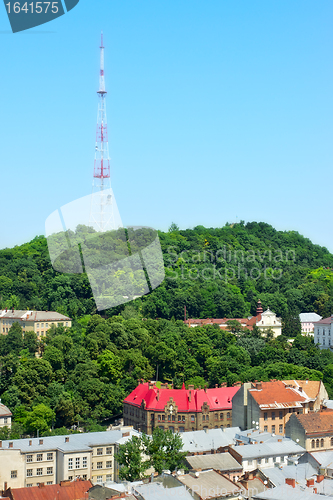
0 309 72 340
256 308 282 337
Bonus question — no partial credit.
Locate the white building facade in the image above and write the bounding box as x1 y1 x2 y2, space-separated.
314 316 333 350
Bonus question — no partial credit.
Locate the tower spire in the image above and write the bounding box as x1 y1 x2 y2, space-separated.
89 32 121 233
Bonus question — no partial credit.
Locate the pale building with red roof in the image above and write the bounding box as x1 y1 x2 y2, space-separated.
123 381 241 434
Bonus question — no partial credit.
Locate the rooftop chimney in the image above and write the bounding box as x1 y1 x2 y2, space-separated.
316 474 324 483
188 385 195 391
9 442 13 448
306 478 315 487
255 382 262 390
0 441 2 448
157 389 160 401
65 437 69 443
29 440 32 446
285 478 295 488
189 390 192 402
39 439 43 445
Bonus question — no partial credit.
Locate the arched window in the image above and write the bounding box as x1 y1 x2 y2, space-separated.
316 439 320 448
331 437 333 447
311 440 315 449
321 439 324 448
227 412 230 419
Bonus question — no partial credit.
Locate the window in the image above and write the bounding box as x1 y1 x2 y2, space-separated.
264 412 268 421
47 482 53 485
279 411 283 420
97 448 103 455
4 417 8 424
47 467 53 475
215 413 218 420
159 426 164 430
264 426 268 432
106 460 112 468
271 412 275 421
83 457 87 468
68 476 73 480
316 439 319 448
220 413 224 420
27 469 33 477
191 415 195 423
47 453 53 460
11 471 17 479
27 484 32 488
162 415 165 421
82 475 87 480
171 414 175 422
41 323 44 327
321 439 324 448
179 426 185 433
248 459 253 465
272 425 275 434
323 339 326 345
75 457 80 469
227 412 230 419
37 468 42 476
37 453 43 461
331 438 333 447
97 461 103 469
37 323 40 328
182 415 185 421
106 474 112 482
265 458 269 463
258 458 262 464
96 476 103 485
27 454 33 463
279 424 283 433
158 414 161 421
281 456 285 462
68 458 73 470
169 426 174 432
312 440 315 448
46 323 48 328
323 329 326 335
202 415 206 422
273 456 277 463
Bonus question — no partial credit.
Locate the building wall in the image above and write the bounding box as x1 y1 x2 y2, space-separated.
0 449 25 489
256 310 282 338
232 383 252 430
59 451 92 483
284 414 306 448
314 321 333 350
90 444 115 484
23 449 57 487
0 416 12 429
123 404 232 434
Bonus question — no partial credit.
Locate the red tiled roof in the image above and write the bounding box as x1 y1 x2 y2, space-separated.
314 316 333 325
295 411 333 435
184 317 259 331
9 481 92 500
124 383 240 412
249 381 307 408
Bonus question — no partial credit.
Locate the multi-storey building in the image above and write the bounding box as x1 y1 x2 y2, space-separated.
232 379 328 433
123 381 240 434
313 315 333 350
299 312 322 335
0 403 12 430
0 309 72 340
285 410 333 451
0 429 138 490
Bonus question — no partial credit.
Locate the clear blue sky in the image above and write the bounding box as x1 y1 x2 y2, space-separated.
0 1 332 251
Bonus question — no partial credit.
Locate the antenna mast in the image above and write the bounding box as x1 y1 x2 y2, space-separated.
89 32 114 232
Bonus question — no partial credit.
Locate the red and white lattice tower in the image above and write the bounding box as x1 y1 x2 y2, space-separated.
89 32 122 232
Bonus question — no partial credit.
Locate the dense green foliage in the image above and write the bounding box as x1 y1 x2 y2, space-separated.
1 221 333 435
117 428 187 480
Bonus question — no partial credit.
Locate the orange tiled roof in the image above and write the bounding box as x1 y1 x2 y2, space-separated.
8 480 92 500
283 380 321 400
295 411 333 435
249 380 307 408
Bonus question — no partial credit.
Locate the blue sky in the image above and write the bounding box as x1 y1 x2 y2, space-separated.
0 1 332 251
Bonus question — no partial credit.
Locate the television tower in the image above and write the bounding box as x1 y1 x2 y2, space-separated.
89 32 122 232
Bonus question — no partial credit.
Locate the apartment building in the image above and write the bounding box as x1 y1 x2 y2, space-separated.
285 410 333 451
232 379 328 432
123 381 240 434
0 429 138 490
314 315 333 350
0 309 72 340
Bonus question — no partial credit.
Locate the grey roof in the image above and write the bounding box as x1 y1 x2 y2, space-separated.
134 483 193 500
310 450 333 468
0 403 12 417
0 429 139 453
180 427 240 453
186 452 242 472
323 399 333 409
178 470 242 498
253 484 324 499
262 464 317 488
0 309 71 321
299 313 322 323
233 440 305 460
236 429 287 445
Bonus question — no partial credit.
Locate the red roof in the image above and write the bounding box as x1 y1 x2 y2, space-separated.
184 315 261 331
8 480 92 500
314 316 333 325
249 381 307 409
124 382 240 412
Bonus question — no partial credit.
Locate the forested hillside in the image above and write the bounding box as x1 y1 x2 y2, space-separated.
1 221 333 437
1 221 333 319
